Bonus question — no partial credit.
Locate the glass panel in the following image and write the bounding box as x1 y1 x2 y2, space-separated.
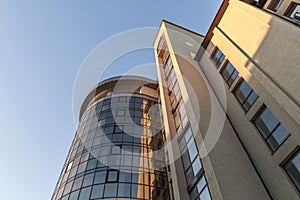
86 159 97 170
235 81 251 104
77 161 87 174
255 108 279 138
82 173 94 187
192 157 202 176
78 186 91 200
196 176 207 194
227 70 238 86
119 171 131 182
184 128 193 142
63 181 73 195
94 171 106 184
131 183 138 198
288 4 300 21
61 195 69 200
91 184 104 199
270 0 283 11
200 187 211 200
66 161 73 172
284 151 300 192
267 124 289 151
243 91 258 111
187 139 198 162
107 170 118 182
72 176 83 191
221 62 234 81
212 49 225 67
182 151 191 171
186 167 194 186
104 183 117 198
118 183 131 197
69 190 79 200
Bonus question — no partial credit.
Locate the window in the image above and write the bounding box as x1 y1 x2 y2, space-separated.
82 173 94 187
78 186 91 200
91 184 104 199
283 150 300 192
69 190 79 200
118 183 131 197
104 183 117 198
268 0 283 11
285 3 300 21
190 175 211 200
234 80 258 111
164 56 173 75
66 161 73 172
254 107 290 152
221 62 239 86
94 171 106 184
157 35 165 51
107 170 119 182
72 176 83 191
211 48 225 68
179 127 211 199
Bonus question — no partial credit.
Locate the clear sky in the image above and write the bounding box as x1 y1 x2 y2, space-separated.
0 0 222 199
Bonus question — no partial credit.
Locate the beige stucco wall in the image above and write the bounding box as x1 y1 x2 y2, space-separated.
197 1 300 199
154 21 271 200
217 0 300 119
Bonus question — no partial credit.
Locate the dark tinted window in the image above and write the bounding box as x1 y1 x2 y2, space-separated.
285 3 300 21
254 107 290 152
284 150 300 192
268 0 283 11
212 48 225 68
234 80 258 111
221 62 238 86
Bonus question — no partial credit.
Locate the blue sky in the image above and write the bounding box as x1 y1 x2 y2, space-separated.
0 0 221 199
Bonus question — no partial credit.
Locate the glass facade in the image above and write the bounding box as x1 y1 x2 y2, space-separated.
52 94 169 200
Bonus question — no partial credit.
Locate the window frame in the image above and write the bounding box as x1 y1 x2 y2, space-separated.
281 147 300 193
211 47 225 68
285 2 300 22
220 60 239 87
233 79 259 112
268 0 284 11
253 106 290 153
106 170 119 183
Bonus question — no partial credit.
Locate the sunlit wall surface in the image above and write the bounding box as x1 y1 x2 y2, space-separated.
52 79 169 200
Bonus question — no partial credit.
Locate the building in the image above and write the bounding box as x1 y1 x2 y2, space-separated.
197 0 300 199
154 0 299 199
52 0 300 199
51 76 169 200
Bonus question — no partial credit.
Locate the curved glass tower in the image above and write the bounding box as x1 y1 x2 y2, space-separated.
52 76 169 200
